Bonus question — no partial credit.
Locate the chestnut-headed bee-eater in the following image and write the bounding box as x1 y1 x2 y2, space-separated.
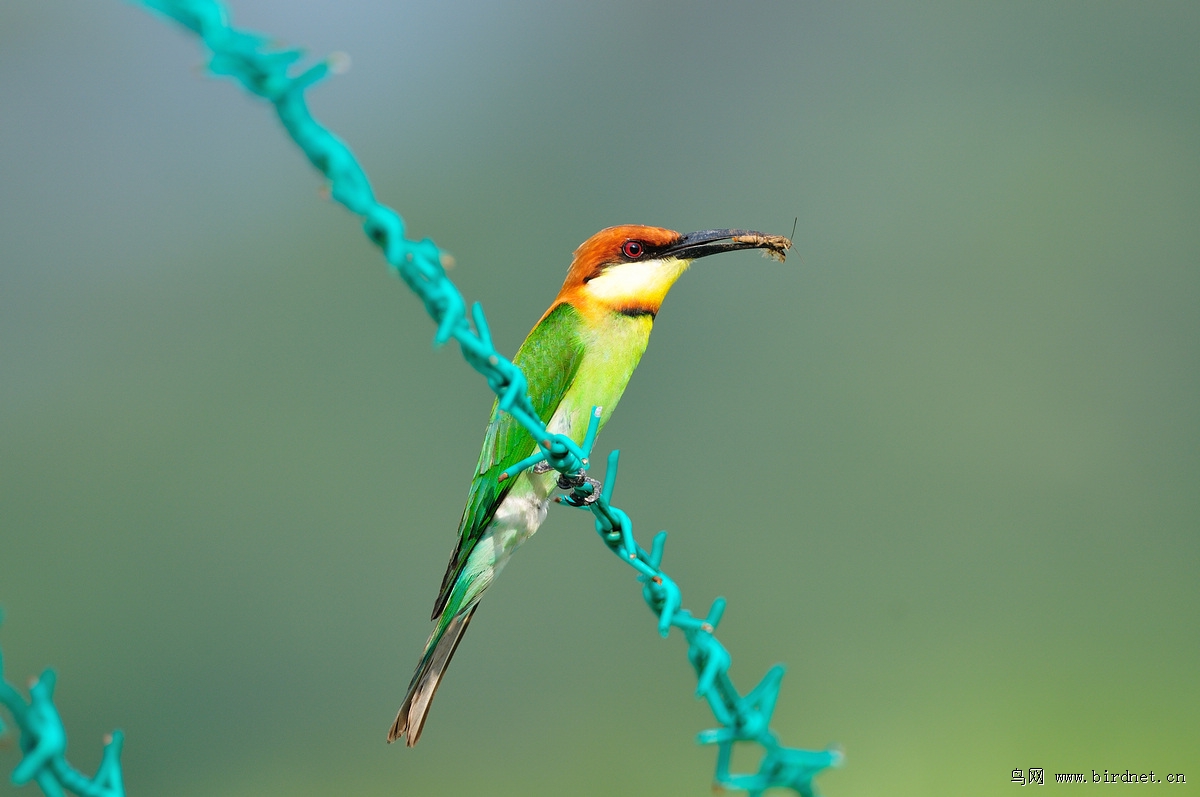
388 225 791 745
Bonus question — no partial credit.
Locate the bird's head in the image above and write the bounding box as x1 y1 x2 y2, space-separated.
555 225 792 320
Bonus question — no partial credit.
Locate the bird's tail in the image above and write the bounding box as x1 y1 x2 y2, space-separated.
387 604 478 746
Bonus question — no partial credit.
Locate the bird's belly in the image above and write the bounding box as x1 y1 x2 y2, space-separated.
458 482 550 607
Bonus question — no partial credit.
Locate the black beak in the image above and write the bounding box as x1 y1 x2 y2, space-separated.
660 229 792 262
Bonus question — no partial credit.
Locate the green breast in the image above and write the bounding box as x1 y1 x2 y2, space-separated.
551 311 654 441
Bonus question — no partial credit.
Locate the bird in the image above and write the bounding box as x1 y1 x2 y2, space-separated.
388 225 791 745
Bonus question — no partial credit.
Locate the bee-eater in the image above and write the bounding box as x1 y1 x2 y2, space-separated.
388 225 791 745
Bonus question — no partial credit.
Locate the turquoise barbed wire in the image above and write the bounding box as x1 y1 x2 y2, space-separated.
133 1 842 793
0 620 126 797
513 408 843 795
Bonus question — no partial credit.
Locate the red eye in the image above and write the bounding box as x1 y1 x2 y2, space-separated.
622 240 644 258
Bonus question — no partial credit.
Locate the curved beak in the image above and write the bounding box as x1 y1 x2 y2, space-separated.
660 229 792 262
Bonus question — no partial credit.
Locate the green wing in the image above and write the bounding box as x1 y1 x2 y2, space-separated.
432 302 585 619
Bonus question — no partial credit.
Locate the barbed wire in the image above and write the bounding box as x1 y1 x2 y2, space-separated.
2 2 844 793
0 616 126 797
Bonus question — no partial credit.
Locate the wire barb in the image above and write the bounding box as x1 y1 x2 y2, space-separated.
120 2 844 794
1 623 127 797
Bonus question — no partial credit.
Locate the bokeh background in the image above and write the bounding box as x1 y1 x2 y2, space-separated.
2 2 1197 795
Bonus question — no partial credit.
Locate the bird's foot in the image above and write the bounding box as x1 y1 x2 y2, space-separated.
554 474 603 507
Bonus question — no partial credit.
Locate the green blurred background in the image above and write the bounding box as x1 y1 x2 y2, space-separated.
1 2 1197 795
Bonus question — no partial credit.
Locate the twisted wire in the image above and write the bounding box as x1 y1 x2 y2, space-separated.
0 618 126 797
2 2 844 793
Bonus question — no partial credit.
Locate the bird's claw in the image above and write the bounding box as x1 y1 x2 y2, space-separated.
558 475 603 506
556 471 585 489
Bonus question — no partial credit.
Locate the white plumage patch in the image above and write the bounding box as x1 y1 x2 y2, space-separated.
584 257 691 306
460 491 547 604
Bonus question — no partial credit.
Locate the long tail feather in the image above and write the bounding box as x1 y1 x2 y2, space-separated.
387 605 478 746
